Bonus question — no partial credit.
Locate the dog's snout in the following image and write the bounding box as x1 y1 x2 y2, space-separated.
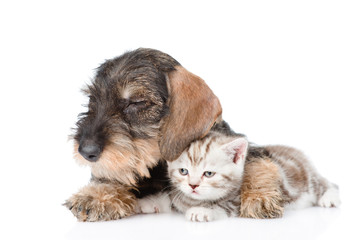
78 141 101 162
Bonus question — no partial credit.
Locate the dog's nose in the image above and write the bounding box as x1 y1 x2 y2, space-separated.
78 142 101 162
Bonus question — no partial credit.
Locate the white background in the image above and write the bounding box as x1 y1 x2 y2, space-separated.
1 1 355 239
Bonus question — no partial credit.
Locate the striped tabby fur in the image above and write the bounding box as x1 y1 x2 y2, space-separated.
137 131 340 222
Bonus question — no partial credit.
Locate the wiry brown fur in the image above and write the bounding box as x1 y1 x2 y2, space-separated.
65 48 222 221
73 138 160 185
64 183 137 221
240 158 284 219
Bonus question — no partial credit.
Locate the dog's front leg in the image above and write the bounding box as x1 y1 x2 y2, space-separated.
239 158 284 219
64 182 137 221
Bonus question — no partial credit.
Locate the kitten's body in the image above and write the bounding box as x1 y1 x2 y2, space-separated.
138 129 340 221
262 145 339 209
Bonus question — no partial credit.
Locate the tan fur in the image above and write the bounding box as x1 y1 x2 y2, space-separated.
240 158 284 219
160 66 222 161
74 137 160 185
64 182 137 222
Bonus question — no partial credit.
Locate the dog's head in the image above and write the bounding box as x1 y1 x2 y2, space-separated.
73 48 222 185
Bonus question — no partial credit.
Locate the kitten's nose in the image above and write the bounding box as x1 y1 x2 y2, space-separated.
189 184 199 190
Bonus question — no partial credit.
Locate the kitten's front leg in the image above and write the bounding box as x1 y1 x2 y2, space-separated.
240 158 284 219
185 206 228 222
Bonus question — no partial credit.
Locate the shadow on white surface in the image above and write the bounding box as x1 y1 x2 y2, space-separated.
65 208 342 240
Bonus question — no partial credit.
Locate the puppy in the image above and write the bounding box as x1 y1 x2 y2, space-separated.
64 48 283 221
64 48 222 221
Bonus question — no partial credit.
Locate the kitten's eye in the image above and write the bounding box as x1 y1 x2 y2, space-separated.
203 171 216 178
179 168 189 176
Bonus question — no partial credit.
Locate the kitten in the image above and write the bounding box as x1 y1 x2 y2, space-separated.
137 132 340 222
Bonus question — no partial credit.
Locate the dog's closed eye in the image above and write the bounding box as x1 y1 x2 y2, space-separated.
128 100 146 107
124 100 148 114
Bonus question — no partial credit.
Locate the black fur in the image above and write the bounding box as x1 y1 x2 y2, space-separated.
133 161 170 198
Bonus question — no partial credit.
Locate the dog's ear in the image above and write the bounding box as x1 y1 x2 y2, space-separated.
160 66 222 161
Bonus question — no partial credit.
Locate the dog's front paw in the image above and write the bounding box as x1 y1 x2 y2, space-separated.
240 194 284 219
64 183 137 222
240 159 284 219
185 207 214 222
64 195 102 222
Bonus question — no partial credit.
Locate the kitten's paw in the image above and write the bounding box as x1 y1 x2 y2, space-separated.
137 198 160 214
318 187 341 208
185 207 214 222
136 193 171 214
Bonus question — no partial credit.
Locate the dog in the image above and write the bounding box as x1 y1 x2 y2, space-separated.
64 48 283 221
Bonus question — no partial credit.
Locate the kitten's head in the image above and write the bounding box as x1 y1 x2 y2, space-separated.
168 134 248 201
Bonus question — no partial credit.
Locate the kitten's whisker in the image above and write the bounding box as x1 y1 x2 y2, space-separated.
171 191 185 208
160 185 173 192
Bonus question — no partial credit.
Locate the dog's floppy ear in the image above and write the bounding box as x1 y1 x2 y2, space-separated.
160 66 222 161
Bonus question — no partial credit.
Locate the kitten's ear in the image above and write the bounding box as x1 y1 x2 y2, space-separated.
222 138 248 164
